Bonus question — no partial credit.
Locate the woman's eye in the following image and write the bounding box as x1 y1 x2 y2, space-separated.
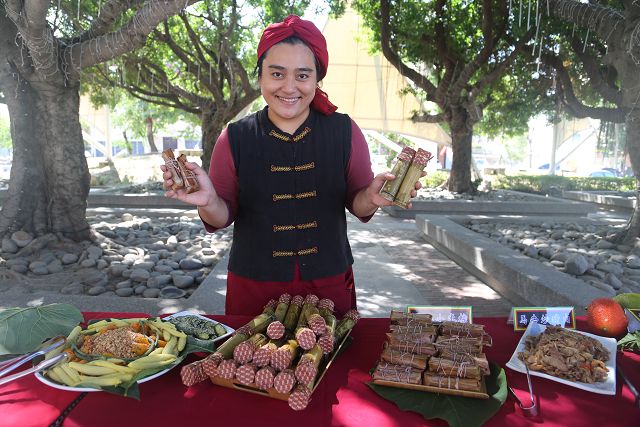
272 72 283 78
297 74 309 80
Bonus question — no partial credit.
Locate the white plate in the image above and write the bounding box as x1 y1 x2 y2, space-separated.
35 363 173 392
506 322 617 395
35 313 234 392
163 311 234 343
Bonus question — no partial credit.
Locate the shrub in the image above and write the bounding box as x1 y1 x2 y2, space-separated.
421 170 449 188
492 174 636 194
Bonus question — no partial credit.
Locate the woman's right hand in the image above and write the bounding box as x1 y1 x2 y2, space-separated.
161 161 217 207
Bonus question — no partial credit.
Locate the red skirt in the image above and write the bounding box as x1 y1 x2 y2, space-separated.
225 264 357 317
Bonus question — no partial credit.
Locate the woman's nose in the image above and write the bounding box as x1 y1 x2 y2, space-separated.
282 75 297 92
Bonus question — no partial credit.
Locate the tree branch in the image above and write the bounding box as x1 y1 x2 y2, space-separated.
548 0 624 43
569 36 622 104
67 0 200 71
412 112 445 123
380 0 437 96
545 53 626 122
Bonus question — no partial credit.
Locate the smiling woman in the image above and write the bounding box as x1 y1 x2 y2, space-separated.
160 15 426 316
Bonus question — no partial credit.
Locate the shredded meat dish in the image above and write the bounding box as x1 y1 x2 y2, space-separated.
518 326 609 383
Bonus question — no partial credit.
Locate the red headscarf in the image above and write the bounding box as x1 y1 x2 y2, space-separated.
257 15 337 115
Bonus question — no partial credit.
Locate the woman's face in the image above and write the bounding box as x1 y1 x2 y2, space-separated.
259 42 318 133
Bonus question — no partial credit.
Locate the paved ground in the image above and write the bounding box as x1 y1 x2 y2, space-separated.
348 211 513 317
1 207 514 318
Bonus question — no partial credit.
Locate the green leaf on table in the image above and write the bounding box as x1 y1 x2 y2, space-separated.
368 363 508 427
0 304 83 355
618 331 640 352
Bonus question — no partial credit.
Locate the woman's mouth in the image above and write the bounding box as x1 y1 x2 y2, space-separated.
277 96 301 104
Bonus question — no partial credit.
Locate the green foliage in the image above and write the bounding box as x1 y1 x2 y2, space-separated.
422 170 449 189
0 116 11 149
492 174 636 194
368 363 508 427
0 304 83 355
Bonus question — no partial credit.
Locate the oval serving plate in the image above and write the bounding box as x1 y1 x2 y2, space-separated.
35 314 234 392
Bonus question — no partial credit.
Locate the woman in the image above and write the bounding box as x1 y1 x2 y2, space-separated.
162 15 422 316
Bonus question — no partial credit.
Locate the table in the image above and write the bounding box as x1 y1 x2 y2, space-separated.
1 313 638 427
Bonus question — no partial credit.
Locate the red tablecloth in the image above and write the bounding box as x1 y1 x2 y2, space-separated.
0 313 638 427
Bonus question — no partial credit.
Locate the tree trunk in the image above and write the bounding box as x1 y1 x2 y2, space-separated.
0 79 91 241
617 109 640 244
144 117 159 152
0 14 90 241
447 107 474 193
200 109 226 172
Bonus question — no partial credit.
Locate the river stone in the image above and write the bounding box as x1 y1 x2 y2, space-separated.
61 253 79 264
154 265 174 274
10 264 28 273
132 261 155 271
61 282 84 295
606 273 624 290
142 288 160 298
81 259 97 268
173 275 194 289
626 256 640 269
116 280 133 290
130 269 150 282
11 230 33 248
1 238 18 254
179 258 203 270
595 262 624 275
147 275 172 289
96 259 108 269
159 286 186 299
134 285 147 295
121 213 134 222
47 260 64 274
88 285 107 296
595 239 616 249
108 264 128 277
87 246 103 259
564 254 589 275
116 288 134 297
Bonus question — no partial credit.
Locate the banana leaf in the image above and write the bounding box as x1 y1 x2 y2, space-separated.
79 317 220 399
102 336 217 400
0 304 83 356
368 362 508 427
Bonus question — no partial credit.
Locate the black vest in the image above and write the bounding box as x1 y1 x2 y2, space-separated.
227 107 353 281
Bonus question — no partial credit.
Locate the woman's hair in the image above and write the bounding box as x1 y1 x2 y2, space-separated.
256 36 324 80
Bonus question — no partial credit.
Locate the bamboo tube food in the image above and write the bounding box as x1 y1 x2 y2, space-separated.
266 321 286 340
306 313 327 336
372 362 423 385
295 327 317 351
380 348 429 370
176 153 200 193
335 309 360 344
273 369 296 394
428 357 483 380
384 336 437 356
393 148 433 209
288 383 314 411
283 295 304 331
423 373 482 392
180 360 207 386
274 293 292 322
380 146 416 202
254 366 276 390
271 340 300 371
390 310 432 326
161 149 184 190
233 333 268 364
296 294 320 328
235 363 258 386
294 344 324 386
